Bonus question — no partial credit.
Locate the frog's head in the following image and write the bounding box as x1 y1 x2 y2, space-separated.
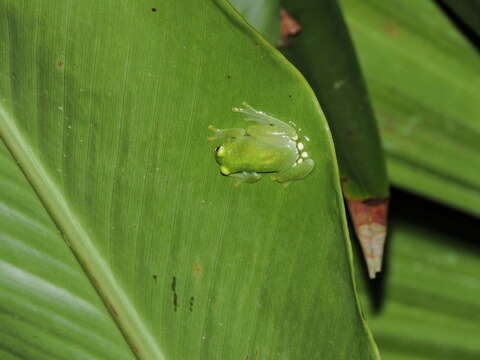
214 145 233 175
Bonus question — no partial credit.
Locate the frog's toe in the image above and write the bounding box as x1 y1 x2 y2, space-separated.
270 175 290 187
208 127 246 141
219 165 231 175
207 126 219 141
281 181 291 188
230 171 261 185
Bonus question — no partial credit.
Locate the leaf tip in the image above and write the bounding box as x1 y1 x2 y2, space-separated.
346 198 389 279
279 8 302 47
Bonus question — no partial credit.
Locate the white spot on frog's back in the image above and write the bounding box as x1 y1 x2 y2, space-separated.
301 152 309 158
297 142 304 151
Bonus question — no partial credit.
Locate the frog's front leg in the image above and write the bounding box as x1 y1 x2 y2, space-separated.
271 159 315 186
229 171 262 186
208 125 246 142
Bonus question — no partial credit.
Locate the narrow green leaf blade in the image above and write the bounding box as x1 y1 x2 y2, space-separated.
280 0 390 279
280 0 389 202
0 0 377 358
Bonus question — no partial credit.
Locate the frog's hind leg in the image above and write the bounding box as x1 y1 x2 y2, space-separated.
233 103 296 137
271 158 314 187
232 103 273 125
208 125 245 141
230 171 262 186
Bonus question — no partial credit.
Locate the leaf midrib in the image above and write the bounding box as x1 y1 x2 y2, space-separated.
0 105 163 359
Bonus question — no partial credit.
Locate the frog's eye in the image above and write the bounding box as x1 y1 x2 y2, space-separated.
215 145 225 156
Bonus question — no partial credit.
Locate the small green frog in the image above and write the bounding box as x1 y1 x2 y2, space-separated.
208 103 314 186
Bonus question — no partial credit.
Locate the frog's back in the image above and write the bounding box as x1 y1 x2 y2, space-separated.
216 137 298 174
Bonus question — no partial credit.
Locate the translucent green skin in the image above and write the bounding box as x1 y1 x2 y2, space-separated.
208 104 314 185
216 127 298 175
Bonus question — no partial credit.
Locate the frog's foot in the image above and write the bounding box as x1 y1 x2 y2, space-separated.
230 171 262 186
208 125 245 141
271 158 315 186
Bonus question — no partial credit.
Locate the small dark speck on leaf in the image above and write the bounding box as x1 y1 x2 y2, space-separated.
227 75 231 79
189 296 194 312
152 274 158 281
194 262 202 279
288 94 292 98
56 60 64 69
171 276 178 312
173 293 178 312
151 8 157 12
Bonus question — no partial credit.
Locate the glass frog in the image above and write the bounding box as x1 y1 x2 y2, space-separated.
208 103 314 186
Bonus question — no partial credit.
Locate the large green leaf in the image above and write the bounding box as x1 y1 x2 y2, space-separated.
339 0 480 216
0 0 377 358
357 192 480 359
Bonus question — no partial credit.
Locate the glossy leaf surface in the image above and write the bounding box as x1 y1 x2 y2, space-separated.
0 0 377 358
0 142 135 360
